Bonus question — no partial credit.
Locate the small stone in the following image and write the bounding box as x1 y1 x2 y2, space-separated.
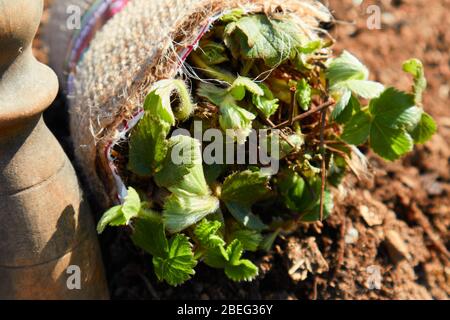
360 205 383 226
384 230 411 263
421 173 444 196
345 227 359 244
287 237 329 282
440 117 450 128
365 265 382 290
439 85 449 99
399 175 417 189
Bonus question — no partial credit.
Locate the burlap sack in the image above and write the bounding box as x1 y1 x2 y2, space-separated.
45 0 332 208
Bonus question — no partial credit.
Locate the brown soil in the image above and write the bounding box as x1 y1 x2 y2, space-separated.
37 0 449 300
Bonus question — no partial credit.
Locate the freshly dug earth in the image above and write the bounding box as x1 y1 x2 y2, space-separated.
37 0 449 299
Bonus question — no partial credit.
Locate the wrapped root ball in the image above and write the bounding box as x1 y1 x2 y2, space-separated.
45 0 332 206
45 0 434 286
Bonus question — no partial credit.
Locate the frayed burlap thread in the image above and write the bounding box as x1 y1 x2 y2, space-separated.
46 0 332 208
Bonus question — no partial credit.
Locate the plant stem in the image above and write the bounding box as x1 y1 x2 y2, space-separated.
324 145 348 158
273 99 335 129
266 78 292 104
241 60 254 77
254 108 296 149
189 52 236 84
319 108 327 222
289 87 296 126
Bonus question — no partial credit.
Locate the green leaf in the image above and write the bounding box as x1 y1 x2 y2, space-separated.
198 40 229 65
230 76 264 100
163 193 220 233
402 60 435 145
198 82 257 144
204 163 226 185
152 234 197 286
221 172 270 230
328 51 384 107
278 171 318 212
252 83 279 117
143 90 174 126
278 171 332 220
370 122 413 161
224 260 259 282
296 79 312 111
145 79 194 125
221 170 270 205
331 89 352 119
128 80 194 176
298 158 321 179
327 50 369 86
260 230 280 252
224 14 305 67
226 239 243 265
219 104 256 144
410 112 437 144
97 205 126 234
223 240 258 281
121 187 141 222
278 171 306 211
366 88 422 160
197 82 229 107
224 201 267 231
220 8 246 23
335 94 360 124
128 113 170 176
403 58 424 77
403 58 427 105
204 246 228 268
204 239 258 282
369 88 421 130
155 135 207 195
194 219 225 248
341 110 371 145
156 135 219 233
342 88 422 160
342 80 384 99
96 187 142 233
291 40 323 70
297 39 323 54
131 209 168 257
229 228 262 252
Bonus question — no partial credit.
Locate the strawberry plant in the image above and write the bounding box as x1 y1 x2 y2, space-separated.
97 12 436 286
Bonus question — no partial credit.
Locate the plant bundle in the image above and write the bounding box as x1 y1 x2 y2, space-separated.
95 10 437 286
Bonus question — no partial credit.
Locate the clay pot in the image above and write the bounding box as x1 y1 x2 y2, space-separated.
0 0 109 299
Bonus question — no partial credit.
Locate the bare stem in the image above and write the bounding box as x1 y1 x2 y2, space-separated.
289 87 296 126
255 109 296 149
319 108 327 222
273 99 334 129
189 52 236 84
